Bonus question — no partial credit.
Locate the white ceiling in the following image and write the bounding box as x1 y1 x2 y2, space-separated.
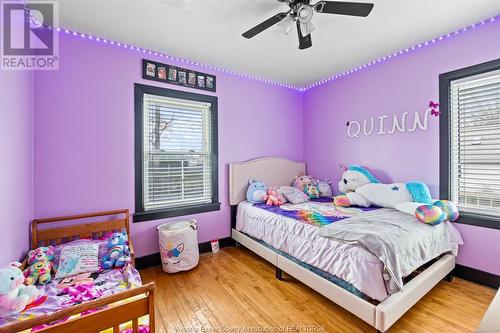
52 0 500 87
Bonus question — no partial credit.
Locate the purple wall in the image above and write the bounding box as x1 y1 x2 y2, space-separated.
0 0 34 263
33 33 303 257
0 68 33 263
303 21 500 275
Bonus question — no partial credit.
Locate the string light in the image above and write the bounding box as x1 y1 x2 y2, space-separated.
20 0 499 92
302 14 500 90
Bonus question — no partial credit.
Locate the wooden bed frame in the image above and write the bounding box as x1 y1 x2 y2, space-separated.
229 157 455 333
0 209 155 333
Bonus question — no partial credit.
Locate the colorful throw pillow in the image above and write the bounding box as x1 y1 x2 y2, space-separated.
55 243 99 279
280 186 309 204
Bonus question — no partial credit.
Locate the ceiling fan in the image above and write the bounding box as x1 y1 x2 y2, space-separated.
242 0 374 50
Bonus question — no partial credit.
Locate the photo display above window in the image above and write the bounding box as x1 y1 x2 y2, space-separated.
143 59 216 92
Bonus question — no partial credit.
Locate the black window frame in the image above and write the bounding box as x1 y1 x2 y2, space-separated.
439 58 500 230
134 83 220 223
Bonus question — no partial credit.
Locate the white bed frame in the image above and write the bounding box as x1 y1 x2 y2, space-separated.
229 157 455 333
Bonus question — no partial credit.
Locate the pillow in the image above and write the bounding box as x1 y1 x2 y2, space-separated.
53 239 108 267
269 185 288 204
55 243 99 279
280 186 309 204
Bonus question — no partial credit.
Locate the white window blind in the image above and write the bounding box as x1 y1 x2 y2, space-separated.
142 94 213 211
450 69 500 217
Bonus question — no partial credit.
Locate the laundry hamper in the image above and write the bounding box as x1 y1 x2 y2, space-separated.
157 219 199 273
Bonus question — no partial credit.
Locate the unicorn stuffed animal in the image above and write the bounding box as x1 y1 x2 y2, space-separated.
334 165 459 225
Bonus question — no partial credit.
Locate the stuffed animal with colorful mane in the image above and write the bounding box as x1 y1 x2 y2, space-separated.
24 246 55 285
334 165 459 225
0 262 39 316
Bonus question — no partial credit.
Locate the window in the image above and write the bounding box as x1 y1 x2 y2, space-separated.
440 58 500 229
134 84 219 222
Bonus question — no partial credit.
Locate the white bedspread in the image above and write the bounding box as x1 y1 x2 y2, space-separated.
236 201 462 302
236 201 389 301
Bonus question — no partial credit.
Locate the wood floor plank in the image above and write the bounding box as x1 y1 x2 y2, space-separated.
140 247 495 333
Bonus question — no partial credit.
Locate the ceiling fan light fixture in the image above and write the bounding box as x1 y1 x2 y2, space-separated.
300 21 315 36
297 5 314 24
277 14 295 35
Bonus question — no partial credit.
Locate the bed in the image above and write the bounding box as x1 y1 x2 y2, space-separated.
0 209 155 333
229 157 457 332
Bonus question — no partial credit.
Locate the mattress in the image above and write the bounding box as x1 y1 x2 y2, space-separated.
236 201 460 302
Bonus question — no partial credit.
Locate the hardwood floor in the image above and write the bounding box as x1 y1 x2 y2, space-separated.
140 247 495 333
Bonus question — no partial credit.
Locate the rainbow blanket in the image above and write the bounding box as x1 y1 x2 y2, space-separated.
253 198 379 227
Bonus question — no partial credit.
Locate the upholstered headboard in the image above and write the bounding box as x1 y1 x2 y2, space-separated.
229 157 306 205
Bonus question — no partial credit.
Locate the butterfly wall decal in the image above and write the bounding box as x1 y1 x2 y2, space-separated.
429 101 441 117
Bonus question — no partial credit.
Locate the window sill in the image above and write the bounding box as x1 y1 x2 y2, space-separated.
453 212 500 230
133 202 221 223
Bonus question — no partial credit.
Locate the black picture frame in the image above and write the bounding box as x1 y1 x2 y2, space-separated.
142 59 217 92
134 83 220 223
439 57 500 230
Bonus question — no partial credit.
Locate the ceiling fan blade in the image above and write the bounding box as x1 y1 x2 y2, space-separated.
314 1 374 17
242 12 289 39
296 20 312 50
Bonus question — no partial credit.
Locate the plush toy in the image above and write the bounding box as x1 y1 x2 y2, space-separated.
246 179 268 204
303 183 320 199
292 175 314 190
24 246 55 285
266 188 286 206
0 262 39 316
102 232 130 269
333 165 459 225
316 179 333 198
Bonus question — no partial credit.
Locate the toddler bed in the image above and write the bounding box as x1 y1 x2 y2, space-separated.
0 209 155 333
229 157 457 332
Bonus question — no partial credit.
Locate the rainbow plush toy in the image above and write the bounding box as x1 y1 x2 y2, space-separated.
334 165 459 225
102 232 130 269
24 246 55 285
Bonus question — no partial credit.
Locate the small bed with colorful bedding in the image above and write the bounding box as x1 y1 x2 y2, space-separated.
0 210 155 333
229 157 460 333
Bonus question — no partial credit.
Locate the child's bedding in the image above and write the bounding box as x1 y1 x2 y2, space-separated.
0 264 143 331
236 200 461 302
253 198 379 226
319 208 460 294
